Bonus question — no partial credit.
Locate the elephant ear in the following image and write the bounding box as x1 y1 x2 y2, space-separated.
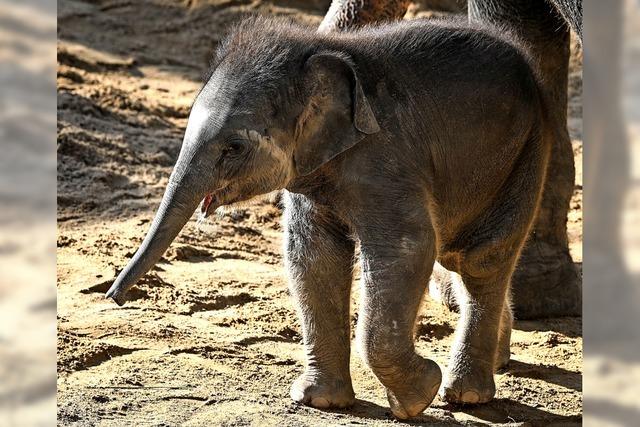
294 51 380 176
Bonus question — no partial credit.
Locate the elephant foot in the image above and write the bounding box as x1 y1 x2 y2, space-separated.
383 358 442 420
290 372 355 409
510 243 581 319
440 361 495 405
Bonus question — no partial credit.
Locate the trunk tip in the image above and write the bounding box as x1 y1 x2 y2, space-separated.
105 283 127 306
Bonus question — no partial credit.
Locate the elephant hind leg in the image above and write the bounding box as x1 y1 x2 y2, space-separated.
440 260 514 405
440 210 529 404
429 262 513 372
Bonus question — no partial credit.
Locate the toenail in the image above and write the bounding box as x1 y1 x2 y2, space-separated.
310 397 330 408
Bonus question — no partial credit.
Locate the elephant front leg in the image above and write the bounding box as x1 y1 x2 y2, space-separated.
284 192 355 409
357 227 442 419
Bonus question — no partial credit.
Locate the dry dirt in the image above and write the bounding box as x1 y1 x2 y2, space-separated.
56 1 583 425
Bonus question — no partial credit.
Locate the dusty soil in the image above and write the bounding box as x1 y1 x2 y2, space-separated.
57 1 583 425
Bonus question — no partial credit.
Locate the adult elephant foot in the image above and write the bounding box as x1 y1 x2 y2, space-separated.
510 239 582 319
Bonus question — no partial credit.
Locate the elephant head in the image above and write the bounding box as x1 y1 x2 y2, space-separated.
106 35 380 305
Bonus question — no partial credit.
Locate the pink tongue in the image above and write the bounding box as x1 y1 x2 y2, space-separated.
201 194 213 214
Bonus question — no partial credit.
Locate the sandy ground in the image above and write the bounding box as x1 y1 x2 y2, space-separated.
56 1 583 425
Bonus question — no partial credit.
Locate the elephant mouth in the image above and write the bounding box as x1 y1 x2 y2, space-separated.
201 193 215 216
200 184 233 217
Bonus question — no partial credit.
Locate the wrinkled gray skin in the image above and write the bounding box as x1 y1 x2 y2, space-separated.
107 16 551 419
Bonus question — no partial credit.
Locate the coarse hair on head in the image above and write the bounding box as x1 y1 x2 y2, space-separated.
202 15 318 87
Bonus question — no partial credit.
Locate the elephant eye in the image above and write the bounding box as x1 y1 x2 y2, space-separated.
223 137 246 156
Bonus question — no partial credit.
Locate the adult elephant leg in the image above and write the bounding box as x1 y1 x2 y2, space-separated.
284 191 356 409
319 0 411 33
468 0 581 319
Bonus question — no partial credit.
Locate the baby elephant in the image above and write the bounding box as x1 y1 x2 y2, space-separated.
107 16 550 419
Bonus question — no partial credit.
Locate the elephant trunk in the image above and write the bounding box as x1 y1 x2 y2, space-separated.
106 151 210 306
